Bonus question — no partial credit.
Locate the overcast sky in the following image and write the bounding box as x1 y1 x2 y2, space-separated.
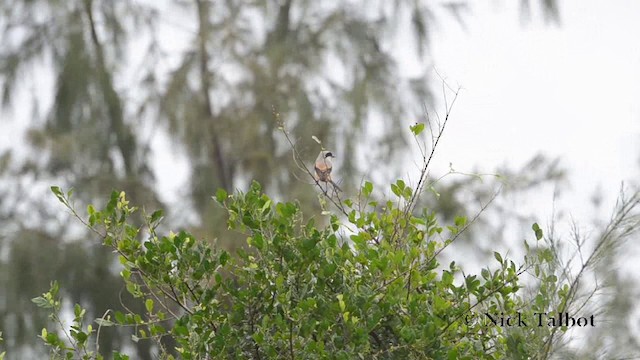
419 0 640 224
427 1 640 341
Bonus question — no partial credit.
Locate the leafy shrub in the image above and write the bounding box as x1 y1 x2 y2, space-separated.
30 179 568 359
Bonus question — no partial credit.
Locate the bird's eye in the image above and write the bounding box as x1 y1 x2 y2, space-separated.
325 152 333 158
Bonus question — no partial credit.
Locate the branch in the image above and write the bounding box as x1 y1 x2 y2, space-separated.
541 190 640 358
195 0 230 191
275 108 348 217
83 0 136 176
389 83 460 244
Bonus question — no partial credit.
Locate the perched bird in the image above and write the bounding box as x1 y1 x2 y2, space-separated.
314 150 342 192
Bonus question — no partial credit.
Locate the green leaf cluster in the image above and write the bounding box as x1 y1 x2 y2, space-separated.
36 182 565 359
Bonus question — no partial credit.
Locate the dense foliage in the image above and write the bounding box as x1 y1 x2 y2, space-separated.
29 174 576 359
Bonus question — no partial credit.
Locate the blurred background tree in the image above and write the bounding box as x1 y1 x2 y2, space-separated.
9 1 632 359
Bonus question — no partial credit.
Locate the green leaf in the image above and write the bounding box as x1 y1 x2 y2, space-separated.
150 324 166 336
433 295 449 312
448 349 458 360
532 223 543 240
402 186 413 200
362 181 373 197
465 275 479 292
481 268 490 280
50 186 62 196
95 318 114 327
145 299 154 313
390 184 401 197
31 296 51 309
400 326 415 341
215 188 228 203
442 271 453 285
454 216 467 227
261 199 272 214
75 331 88 343
114 311 126 324
494 252 503 264
126 283 141 297
337 294 345 312
74 303 84 318
150 209 163 224
219 251 230 266
410 122 425 135
174 325 189 336
50 186 66 204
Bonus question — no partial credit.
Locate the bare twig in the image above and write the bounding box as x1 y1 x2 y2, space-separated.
388 84 460 245
541 189 640 358
95 309 111 355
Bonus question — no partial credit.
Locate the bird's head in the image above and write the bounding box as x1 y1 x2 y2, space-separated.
322 151 335 159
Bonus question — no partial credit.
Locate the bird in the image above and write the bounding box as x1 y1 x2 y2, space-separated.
314 150 342 192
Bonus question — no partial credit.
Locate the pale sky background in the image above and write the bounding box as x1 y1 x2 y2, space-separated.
415 3 640 308
429 0 640 221
423 0 640 343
